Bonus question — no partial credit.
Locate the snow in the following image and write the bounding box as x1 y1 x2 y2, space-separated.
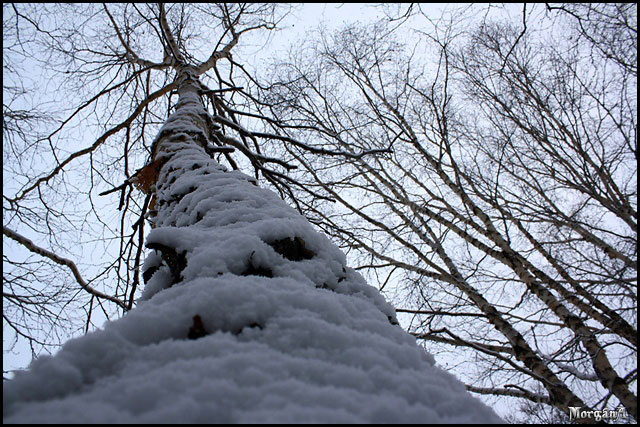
3 124 502 423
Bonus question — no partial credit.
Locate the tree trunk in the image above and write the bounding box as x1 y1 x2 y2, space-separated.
3 67 502 423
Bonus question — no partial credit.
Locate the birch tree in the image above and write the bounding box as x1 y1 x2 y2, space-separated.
3 3 503 423
257 3 637 422
4 3 289 363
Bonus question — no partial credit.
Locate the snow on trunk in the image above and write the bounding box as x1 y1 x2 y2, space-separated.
3 68 502 423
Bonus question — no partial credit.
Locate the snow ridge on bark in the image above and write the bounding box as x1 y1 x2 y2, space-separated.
3 68 502 423
3 145 501 423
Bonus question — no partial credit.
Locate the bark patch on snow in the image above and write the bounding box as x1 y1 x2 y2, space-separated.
187 314 208 340
241 251 273 278
146 242 188 286
267 236 316 262
143 265 159 284
131 158 167 194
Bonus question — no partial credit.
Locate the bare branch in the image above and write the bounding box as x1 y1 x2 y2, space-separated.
3 226 127 309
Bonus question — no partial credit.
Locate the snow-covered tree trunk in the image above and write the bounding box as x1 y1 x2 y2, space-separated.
3 65 501 424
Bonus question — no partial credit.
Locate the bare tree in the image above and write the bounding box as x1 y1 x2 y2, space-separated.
3 4 506 423
257 3 637 421
4 2 292 370
546 3 637 76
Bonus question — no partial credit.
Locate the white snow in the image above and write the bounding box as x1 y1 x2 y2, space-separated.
3 133 502 423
